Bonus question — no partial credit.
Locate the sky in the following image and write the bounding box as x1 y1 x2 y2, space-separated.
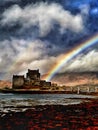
0 0 98 80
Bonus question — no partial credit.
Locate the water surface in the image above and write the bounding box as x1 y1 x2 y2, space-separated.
0 93 97 112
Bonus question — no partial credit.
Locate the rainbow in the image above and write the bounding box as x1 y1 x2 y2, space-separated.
45 34 98 81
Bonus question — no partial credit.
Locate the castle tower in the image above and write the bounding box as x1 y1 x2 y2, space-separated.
12 75 25 89
26 69 40 81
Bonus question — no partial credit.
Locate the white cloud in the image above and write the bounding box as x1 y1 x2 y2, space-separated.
60 50 98 72
1 3 84 36
0 38 56 79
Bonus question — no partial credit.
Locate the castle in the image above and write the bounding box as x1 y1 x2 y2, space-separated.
12 69 51 90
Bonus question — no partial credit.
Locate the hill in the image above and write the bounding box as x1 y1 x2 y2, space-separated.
42 72 98 86
0 80 12 89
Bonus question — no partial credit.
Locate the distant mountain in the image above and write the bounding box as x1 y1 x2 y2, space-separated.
41 72 98 86
0 80 12 89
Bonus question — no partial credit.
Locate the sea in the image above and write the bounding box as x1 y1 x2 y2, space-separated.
0 93 97 113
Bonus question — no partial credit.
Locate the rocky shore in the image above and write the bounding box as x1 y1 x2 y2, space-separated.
0 99 98 130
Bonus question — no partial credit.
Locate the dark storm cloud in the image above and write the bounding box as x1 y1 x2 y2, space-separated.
0 0 98 79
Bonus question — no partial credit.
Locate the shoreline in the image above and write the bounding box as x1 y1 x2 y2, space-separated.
0 98 98 129
0 89 98 95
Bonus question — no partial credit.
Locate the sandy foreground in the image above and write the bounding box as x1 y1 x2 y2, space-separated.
0 98 98 130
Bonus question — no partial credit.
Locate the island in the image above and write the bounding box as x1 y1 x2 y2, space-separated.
0 69 98 94
0 69 60 94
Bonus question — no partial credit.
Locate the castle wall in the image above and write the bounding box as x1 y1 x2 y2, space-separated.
40 80 51 89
